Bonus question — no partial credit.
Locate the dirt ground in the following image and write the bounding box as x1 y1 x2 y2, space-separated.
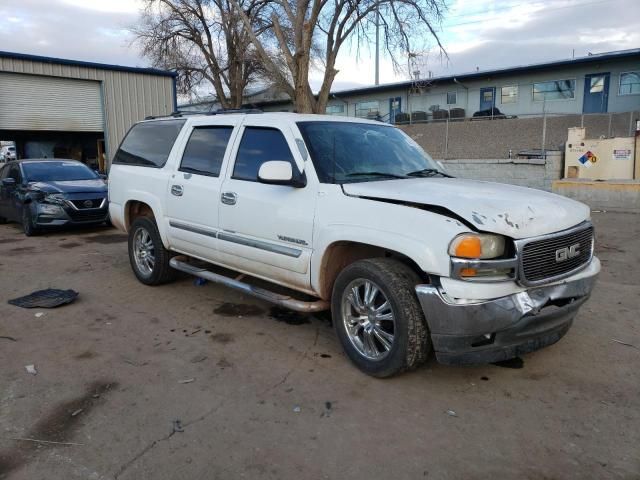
0 212 638 480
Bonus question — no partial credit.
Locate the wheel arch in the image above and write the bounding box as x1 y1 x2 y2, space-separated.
123 197 169 247
314 240 431 301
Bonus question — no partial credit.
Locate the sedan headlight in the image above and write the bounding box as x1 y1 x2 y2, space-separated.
38 203 64 214
43 193 67 204
449 233 506 259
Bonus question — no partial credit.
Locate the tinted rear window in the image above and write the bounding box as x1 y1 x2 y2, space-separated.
113 120 185 168
179 126 233 177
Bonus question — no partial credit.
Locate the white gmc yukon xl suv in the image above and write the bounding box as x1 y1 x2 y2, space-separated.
108 112 600 377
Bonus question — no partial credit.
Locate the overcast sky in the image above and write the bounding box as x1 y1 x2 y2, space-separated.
0 0 638 95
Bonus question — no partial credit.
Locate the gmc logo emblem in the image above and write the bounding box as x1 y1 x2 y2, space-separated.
555 243 581 262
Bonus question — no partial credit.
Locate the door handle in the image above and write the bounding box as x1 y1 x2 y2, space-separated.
221 191 237 205
171 185 183 196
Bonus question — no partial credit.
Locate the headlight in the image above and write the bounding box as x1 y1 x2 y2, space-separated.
449 233 515 281
449 233 506 259
44 193 67 204
38 203 63 214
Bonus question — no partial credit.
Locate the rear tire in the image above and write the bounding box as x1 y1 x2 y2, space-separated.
22 206 39 237
331 258 430 378
128 216 176 285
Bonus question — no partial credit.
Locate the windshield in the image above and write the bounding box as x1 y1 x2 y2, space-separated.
297 121 445 183
22 161 99 182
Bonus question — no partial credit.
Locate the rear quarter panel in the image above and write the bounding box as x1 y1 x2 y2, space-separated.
108 164 170 244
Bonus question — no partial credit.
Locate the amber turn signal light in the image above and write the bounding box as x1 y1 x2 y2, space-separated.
454 236 482 258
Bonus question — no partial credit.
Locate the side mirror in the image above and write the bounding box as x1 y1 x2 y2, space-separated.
1 178 16 187
258 161 305 187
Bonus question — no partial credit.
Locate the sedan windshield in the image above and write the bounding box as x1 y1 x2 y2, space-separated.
297 121 447 183
22 161 99 182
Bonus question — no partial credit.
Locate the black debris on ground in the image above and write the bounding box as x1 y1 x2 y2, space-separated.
8 289 79 309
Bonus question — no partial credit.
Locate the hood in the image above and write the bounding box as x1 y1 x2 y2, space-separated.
28 179 107 195
342 178 590 239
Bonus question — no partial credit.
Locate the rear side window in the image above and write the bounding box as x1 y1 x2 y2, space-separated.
113 119 185 168
232 127 295 182
179 126 233 177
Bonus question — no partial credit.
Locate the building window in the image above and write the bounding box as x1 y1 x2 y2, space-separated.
325 104 345 115
532 79 576 101
501 85 518 104
355 101 380 118
589 76 605 93
619 72 640 95
446 92 457 105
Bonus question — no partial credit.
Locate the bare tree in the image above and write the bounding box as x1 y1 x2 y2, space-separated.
132 0 268 109
231 0 447 113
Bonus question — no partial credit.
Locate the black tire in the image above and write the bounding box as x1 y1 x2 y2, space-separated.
331 258 430 378
22 205 39 237
0 216 6 224
128 216 176 285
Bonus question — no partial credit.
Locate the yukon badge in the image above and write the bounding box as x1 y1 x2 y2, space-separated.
278 235 308 246
555 243 581 263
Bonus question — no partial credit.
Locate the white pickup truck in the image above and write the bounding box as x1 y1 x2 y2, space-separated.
108 112 599 377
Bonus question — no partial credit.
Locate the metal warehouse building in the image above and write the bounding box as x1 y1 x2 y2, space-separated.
0 51 177 171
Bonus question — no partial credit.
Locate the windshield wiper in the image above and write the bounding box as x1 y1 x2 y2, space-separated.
406 168 453 178
345 171 407 179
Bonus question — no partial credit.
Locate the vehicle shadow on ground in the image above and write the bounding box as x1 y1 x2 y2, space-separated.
2 221 116 238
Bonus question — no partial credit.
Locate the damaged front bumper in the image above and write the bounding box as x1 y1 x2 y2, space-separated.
416 258 600 365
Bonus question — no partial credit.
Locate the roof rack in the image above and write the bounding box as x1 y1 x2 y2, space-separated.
144 108 263 121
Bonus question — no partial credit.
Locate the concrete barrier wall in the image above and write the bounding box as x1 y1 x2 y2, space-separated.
441 153 564 191
552 179 640 211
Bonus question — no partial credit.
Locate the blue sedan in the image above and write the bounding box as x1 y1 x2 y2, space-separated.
0 159 109 236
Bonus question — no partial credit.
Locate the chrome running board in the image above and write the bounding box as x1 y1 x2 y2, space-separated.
169 257 329 313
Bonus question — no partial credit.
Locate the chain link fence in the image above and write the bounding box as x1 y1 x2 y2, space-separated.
399 111 639 160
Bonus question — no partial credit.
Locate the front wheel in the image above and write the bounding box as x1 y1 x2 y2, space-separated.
22 205 39 236
332 258 430 378
128 216 176 285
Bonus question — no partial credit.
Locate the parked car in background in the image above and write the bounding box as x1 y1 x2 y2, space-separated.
1 146 16 161
0 159 109 236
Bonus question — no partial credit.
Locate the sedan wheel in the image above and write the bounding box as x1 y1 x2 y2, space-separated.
22 206 38 237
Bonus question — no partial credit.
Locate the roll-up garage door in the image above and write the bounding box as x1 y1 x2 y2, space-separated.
0 72 103 132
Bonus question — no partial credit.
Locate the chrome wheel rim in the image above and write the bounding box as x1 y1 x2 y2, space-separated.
341 278 395 361
133 227 155 276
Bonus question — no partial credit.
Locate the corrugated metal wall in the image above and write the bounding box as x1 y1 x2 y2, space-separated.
0 72 103 131
0 56 174 163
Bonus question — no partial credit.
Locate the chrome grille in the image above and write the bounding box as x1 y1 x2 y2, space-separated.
520 224 594 285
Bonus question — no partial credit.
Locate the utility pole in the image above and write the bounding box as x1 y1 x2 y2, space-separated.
375 2 380 85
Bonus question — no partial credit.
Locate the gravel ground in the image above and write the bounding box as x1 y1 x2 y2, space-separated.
0 212 638 480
